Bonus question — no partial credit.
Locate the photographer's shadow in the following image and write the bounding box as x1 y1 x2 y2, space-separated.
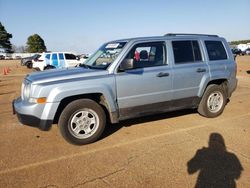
187 133 243 188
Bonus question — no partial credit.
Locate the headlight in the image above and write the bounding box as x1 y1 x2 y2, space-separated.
21 80 31 100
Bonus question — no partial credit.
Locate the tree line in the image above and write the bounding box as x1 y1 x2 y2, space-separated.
229 40 250 45
0 22 47 53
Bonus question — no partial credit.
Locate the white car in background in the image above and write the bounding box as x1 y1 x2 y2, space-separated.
32 52 83 71
245 48 250 55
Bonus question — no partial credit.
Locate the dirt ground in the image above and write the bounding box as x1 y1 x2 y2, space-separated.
0 56 250 188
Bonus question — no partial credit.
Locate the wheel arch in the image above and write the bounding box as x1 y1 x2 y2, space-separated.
199 78 228 98
53 93 118 124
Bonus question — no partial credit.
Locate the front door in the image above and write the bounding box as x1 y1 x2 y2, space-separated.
115 41 173 119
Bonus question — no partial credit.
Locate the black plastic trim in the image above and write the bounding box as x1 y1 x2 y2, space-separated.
119 97 200 121
15 112 52 131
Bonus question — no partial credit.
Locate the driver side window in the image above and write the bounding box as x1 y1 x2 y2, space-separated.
122 42 166 70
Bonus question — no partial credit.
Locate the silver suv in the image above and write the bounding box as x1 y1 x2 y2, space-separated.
13 33 237 145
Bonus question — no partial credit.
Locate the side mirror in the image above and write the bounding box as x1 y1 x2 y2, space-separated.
120 58 134 71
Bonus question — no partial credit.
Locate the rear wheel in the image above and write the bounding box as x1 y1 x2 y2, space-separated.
44 65 55 70
58 99 106 145
198 84 226 118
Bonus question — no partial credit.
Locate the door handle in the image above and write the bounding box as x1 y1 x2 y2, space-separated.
157 72 169 77
196 68 206 73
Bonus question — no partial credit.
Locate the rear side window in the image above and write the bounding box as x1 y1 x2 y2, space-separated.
52 53 57 60
172 40 202 64
65 53 76 60
205 41 227 61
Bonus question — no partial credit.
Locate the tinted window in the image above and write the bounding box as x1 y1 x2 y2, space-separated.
65 53 76 60
205 41 227 60
45 54 50 60
123 42 166 69
52 53 57 60
59 53 64 60
172 40 202 64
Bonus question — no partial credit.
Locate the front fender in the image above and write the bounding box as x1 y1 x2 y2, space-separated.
46 82 117 114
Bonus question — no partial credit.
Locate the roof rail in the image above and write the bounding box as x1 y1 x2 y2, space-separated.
164 33 219 37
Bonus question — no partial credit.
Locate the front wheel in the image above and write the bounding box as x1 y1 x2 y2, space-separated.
58 99 106 145
198 84 226 118
26 61 32 69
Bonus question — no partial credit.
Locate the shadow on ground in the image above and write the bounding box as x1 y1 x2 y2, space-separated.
187 133 243 188
101 109 196 139
246 70 250 74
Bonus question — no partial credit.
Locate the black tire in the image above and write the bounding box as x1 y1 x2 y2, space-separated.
44 65 55 70
27 61 32 69
58 99 106 145
198 84 226 118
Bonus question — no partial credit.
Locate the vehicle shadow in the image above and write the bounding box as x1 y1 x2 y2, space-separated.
101 109 196 139
187 133 243 188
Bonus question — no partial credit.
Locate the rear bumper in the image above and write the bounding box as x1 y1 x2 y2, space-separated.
13 98 53 131
228 78 238 98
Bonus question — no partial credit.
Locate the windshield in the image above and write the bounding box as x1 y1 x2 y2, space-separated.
83 42 127 69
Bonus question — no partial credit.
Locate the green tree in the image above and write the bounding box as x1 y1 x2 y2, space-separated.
0 22 13 52
26 34 47 53
230 40 250 45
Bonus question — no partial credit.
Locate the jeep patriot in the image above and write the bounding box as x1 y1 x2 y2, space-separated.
13 33 237 145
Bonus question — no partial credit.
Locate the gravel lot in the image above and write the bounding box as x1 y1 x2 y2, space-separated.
0 56 250 188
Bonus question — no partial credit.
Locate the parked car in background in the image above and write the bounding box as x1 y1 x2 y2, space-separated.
32 52 82 71
5 54 12 60
15 55 22 60
231 48 242 56
21 54 41 68
245 48 250 55
77 54 89 62
0 55 5 60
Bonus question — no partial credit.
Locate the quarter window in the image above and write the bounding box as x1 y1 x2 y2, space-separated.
205 41 227 61
65 53 76 60
172 40 202 64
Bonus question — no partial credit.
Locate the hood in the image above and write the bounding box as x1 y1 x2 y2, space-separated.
26 67 108 84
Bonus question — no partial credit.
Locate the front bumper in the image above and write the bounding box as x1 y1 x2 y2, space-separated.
13 98 53 131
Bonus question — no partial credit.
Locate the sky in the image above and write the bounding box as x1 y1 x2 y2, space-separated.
0 0 249 54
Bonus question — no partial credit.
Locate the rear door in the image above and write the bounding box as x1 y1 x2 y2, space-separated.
51 53 59 67
58 53 65 68
171 40 209 108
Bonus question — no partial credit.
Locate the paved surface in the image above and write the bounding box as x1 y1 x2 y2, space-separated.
0 57 250 188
